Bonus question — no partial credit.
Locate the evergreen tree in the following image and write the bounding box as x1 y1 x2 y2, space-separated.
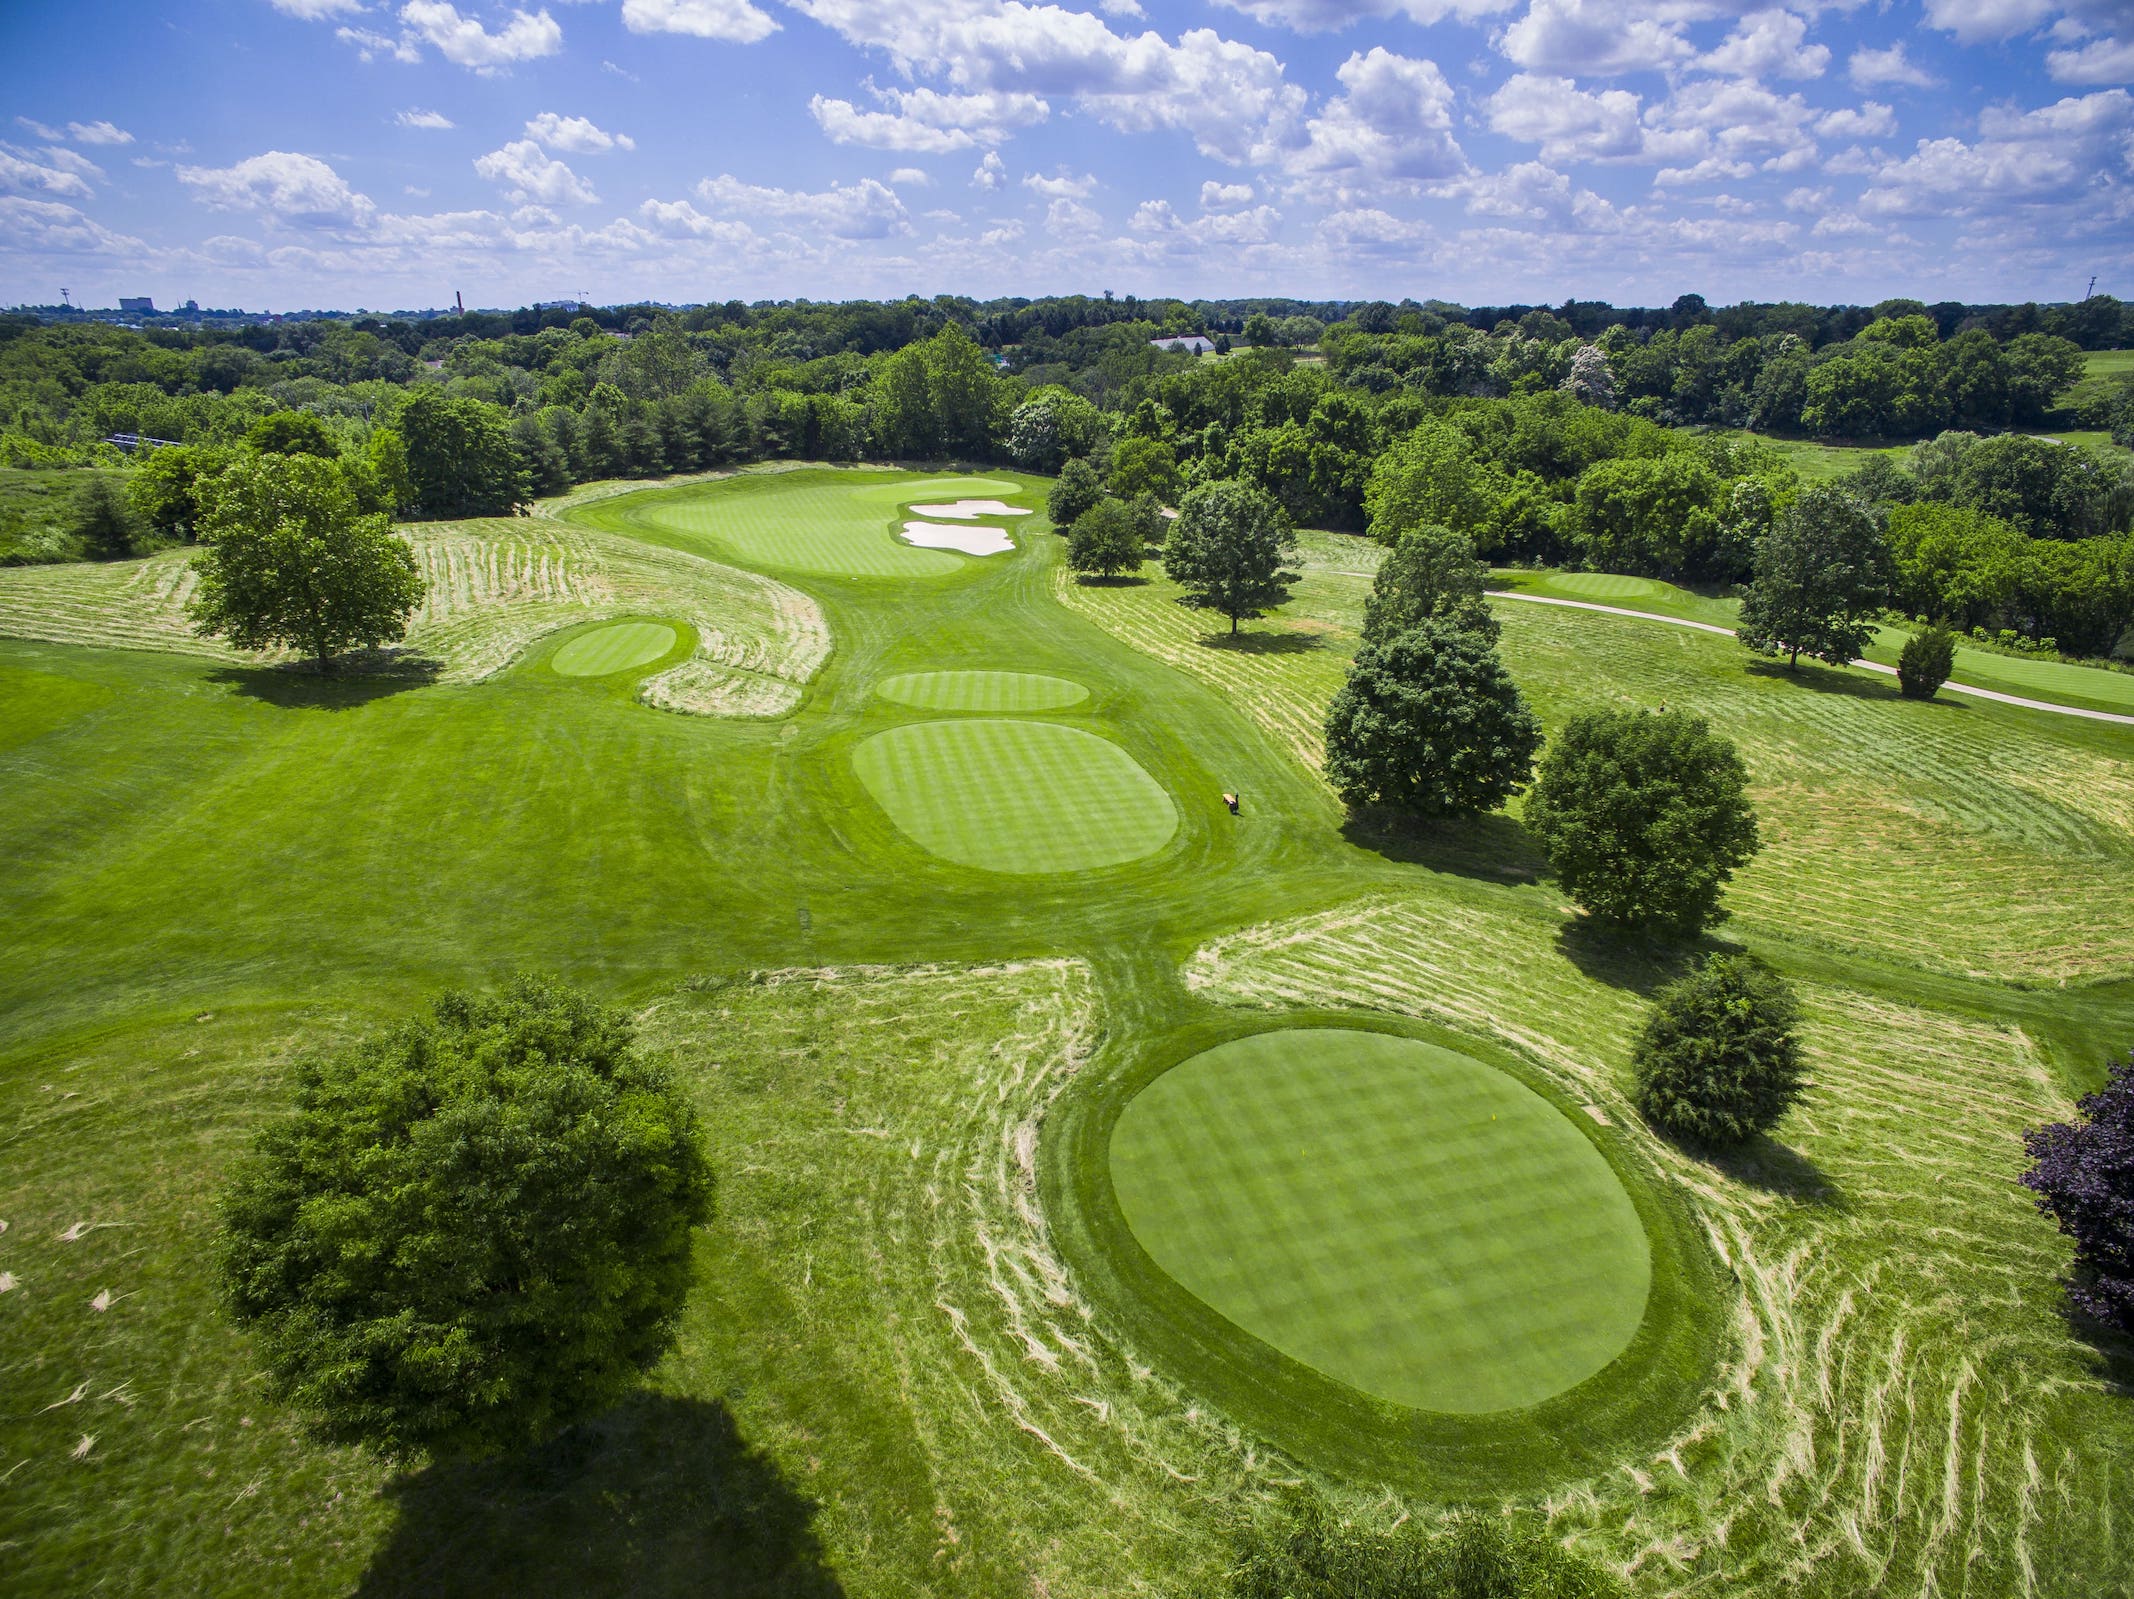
71 474 141 560
1634 954 1806 1145
1897 622 1957 698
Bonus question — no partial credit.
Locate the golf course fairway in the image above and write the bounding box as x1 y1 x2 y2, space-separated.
852 717 1178 872
550 620 678 677
1109 1029 1652 1413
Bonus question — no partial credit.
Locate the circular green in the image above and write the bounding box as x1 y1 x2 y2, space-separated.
551 621 678 678
876 670 1089 714
1109 1029 1652 1414
1546 572 1665 600
852 719 1177 873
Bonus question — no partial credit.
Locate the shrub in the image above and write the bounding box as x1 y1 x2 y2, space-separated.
2022 1050 2134 1335
1524 708 1760 936
218 975 715 1459
1897 623 1957 699
1324 617 1541 819
1634 954 1806 1145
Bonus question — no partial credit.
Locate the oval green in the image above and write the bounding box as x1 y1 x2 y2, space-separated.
1109 1029 1652 1414
551 621 678 678
876 670 1089 714
852 718 1176 873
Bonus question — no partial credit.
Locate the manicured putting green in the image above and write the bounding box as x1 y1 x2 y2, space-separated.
1544 572 1665 600
644 476 1030 579
550 621 678 677
1110 1029 1651 1414
853 718 1175 872
875 670 1088 713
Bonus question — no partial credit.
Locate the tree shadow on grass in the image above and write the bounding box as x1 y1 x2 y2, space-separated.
1073 572 1150 587
1553 918 1707 998
1700 1133 1843 1208
1199 628 1322 655
1340 808 1550 885
354 1395 844 1599
208 652 442 711
1743 657 1905 704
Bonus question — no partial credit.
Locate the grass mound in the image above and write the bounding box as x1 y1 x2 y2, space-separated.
1109 1028 1650 1413
875 670 1088 713
550 621 678 677
852 718 1177 872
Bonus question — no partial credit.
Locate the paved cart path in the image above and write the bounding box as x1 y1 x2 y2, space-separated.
1492 589 2134 727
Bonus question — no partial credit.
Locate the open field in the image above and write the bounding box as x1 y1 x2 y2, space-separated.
3 465 2131 1598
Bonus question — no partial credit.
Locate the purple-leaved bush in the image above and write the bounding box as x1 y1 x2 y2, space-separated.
2022 1051 2134 1335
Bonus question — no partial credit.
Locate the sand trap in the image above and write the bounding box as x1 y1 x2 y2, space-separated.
907 500 1034 520
901 522 1015 557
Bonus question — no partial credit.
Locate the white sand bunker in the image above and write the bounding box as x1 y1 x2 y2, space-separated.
907 500 1034 520
901 521 1015 557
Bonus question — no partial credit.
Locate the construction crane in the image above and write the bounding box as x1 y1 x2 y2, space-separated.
2086 275 2098 301
59 288 70 309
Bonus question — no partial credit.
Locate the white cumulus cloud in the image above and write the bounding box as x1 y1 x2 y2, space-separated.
1498 0 1710 77
1283 47 1469 191
177 150 377 227
525 112 635 153
1699 9 1829 80
395 108 455 129
621 0 779 43
810 87 1049 152
399 2 563 70
1849 43 1939 89
1211 0 1513 28
696 173 911 238
474 139 599 204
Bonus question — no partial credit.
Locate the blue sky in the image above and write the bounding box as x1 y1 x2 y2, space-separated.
2 0 2130 311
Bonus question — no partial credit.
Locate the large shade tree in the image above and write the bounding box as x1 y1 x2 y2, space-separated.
218 976 715 1460
1162 479 1300 634
1736 482 1890 669
187 452 424 671
1323 616 1541 819
1524 708 1761 936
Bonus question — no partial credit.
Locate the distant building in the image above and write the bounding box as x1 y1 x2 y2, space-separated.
534 299 582 311
1150 333 1214 355
118 296 154 313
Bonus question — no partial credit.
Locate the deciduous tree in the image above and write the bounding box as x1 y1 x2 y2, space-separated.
1737 482 1889 669
218 976 714 1459
1323 616 1541 818
1162 480 1300 635
187 452 424 670
1359 524 1497 645
1524 708 1760 935
2023 1050 2134 1335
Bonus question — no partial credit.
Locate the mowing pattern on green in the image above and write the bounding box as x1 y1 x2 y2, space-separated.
1540 572 1664 600
643 475 1026 579
875 670 1089 713
853 718 1176 873
1110 1029 1650 1413
550 621 677 677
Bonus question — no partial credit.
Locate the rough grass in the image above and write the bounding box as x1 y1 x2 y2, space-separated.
1184 894 2134 1598
1067 549 2134 982
0 518 830 718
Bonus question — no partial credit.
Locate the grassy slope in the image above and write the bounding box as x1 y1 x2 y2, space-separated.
1489 567 2134 716
2 470 2131 1599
